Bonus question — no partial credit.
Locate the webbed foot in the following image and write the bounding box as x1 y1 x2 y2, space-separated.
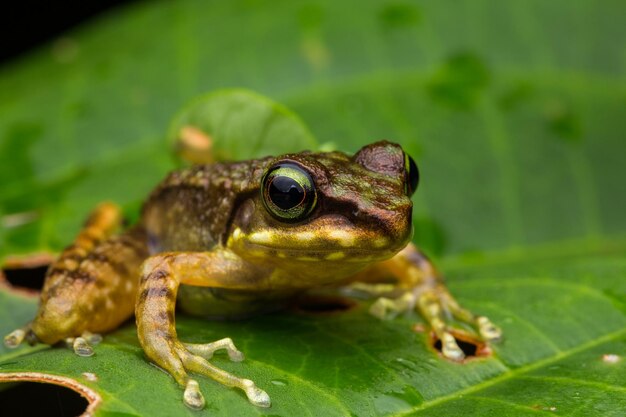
4 326 103 357
183 337 245 362
146 336 270 409
4 325 40 348
64 332 103 357
4 328 27 348
370 285 501 361
136 252 272 410
179 339 270 409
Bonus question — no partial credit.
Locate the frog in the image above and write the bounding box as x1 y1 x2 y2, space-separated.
4 140 501 410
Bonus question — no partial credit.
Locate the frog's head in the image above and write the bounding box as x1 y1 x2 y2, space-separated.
228 141 418 276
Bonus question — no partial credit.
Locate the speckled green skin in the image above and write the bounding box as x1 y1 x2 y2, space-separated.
142 157 273 253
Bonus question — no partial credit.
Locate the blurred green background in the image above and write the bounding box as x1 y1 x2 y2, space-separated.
1 1 626 416
1 0 624 261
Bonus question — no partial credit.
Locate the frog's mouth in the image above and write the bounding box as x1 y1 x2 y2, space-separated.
230 214 412 264
240 241 398 263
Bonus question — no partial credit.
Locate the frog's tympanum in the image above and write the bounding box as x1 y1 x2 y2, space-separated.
5 141 501 410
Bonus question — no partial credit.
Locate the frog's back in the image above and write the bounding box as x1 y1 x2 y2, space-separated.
141 158 271 254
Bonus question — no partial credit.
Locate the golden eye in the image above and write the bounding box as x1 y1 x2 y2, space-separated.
404 153 420 196
261 163 317 222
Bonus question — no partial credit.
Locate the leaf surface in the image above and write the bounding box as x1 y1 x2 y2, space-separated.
1 0 625 416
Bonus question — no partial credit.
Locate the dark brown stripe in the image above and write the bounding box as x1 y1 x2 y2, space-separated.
47 268 97 283
141 269 169 284
157 310 175 323
138 286 172 303
86 252 111 264
85 251 131 278
116 233 148 254
151 270 169 281
156 329 174 341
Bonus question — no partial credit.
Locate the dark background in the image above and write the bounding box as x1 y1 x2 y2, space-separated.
0 1 134 64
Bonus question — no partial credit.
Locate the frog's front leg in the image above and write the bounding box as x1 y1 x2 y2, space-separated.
136 251 271 410
368 243 501 361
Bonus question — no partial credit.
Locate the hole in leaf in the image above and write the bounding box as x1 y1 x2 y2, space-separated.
431 330 492 360
293 295 356 315
0 381 89 417
1 254 54 294
433 337 477 356
3 265 49 292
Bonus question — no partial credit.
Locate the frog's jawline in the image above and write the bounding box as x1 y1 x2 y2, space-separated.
241 241 397 262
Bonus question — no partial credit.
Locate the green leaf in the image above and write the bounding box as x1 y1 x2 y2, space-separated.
168 89 317 164
2 256 626 416
1 0 625 416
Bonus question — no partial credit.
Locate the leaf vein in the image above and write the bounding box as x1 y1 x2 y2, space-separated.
396 327 626 415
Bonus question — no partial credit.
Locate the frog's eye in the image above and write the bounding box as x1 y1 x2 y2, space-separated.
261 163 317 222
404 153 420 196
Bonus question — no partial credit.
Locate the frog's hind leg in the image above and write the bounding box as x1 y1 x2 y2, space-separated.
136 251 271 410
368 243 502 361
4 203 149 355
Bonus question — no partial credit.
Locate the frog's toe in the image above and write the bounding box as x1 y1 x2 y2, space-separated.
179 346 271 408
370 297 398 320
242 379 271 408
416 286 502 359
4 328 26 348
417 289 473 361
4 326 40 347
433 288 503 344
4 326 102 356
477 316 502 342
63 331 102 357
440 332 465 361
369 292 416 320
67 336 95 357
183 337 245 362
183 379 206 410
342 282 397 298
82 331 103 345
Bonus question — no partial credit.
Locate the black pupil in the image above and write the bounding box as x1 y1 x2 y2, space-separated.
407 155 419 194
269 176 305 210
